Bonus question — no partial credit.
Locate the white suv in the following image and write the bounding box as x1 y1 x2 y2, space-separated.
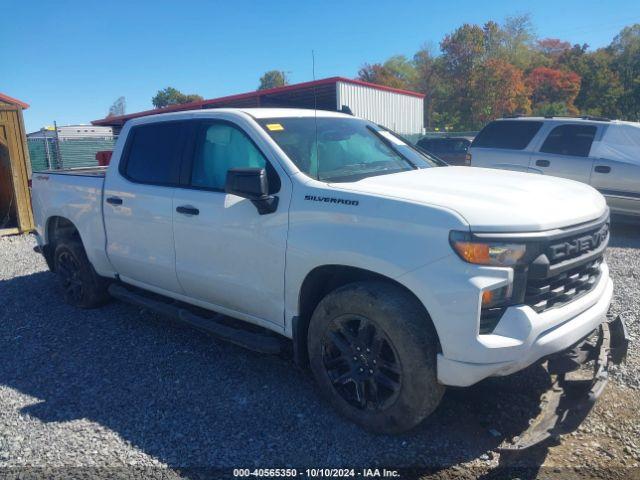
469 116 640 218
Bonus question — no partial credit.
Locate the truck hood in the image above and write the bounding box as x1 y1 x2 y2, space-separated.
334 167 607 232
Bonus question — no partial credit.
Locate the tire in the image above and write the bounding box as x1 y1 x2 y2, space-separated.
308 281 445 434
53 239 110 309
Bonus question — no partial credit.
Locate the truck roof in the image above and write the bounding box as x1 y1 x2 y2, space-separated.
495 116 614 125
124 107 351 127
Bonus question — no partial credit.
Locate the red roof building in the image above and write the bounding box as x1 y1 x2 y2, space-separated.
93 77 425 134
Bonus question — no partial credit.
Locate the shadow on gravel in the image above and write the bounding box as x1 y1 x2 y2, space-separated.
609 219 640 249
1 270 554 472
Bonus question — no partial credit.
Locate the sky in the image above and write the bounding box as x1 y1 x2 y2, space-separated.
2 0 639 132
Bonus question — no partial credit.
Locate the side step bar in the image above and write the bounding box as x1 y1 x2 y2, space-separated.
108 284 283 355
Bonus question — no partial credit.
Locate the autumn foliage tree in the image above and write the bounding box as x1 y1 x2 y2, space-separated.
470 59 531 127
536 38 572 59
526 67 581 115
358 55 416 90
355 17 640 130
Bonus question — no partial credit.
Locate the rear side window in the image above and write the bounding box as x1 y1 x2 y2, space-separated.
539 124 597 157
122 122 184 184
472 121 543 150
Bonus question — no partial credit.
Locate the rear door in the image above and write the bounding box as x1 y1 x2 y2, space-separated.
172 119 290 328
103 121 187 293
590 157 640 216
469 120 542 171
528 123 599 184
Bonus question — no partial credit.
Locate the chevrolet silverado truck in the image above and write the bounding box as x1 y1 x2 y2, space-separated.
31 108 628 440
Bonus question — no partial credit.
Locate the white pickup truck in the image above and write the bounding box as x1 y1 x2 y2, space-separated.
31 108 627 439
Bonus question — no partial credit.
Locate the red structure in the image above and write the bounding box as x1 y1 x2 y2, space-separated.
92 77 424 130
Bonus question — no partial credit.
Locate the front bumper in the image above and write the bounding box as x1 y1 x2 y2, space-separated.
501 313 629 450
398 247 614 387
436 266 613 386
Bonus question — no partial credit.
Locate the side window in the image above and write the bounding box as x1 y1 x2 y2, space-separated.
471 121 543 150
191 122 279 192
123 122 184 184
539 124 597 157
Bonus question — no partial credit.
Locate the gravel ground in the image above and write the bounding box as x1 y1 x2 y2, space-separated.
0 225 638 479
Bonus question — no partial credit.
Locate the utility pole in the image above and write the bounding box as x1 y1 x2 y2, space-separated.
53 121 62 169
43 129 52 169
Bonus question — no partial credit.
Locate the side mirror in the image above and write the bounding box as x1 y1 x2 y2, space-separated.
225 168 278 215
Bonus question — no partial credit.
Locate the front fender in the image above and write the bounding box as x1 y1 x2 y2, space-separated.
283 184 468 336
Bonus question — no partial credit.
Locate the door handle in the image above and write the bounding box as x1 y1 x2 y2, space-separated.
176 205 199 216
535 159 550 167
594 165 611 174
106 196 123 205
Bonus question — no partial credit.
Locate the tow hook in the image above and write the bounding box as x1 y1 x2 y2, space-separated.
500 314 629 451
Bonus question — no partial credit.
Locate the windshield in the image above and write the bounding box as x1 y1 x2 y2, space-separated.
258 117 440 182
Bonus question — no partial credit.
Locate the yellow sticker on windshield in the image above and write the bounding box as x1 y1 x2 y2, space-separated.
266 123 284 131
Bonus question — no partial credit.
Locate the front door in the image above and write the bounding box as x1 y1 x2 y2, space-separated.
172 120 290 328
103 120 187 293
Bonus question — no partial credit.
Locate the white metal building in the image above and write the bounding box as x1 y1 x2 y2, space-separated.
93 77 425 135
27 124 114 140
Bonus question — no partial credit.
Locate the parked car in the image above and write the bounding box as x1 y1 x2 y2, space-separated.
417 136 473 166
31 108 627 438
469 116 640 218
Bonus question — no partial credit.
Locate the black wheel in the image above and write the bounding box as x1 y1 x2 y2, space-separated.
54 239 110 309
308 281 444 434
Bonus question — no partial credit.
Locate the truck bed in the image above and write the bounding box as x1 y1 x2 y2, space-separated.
31 166 112 275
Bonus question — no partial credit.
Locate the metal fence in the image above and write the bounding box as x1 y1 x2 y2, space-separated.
28 136 118 172
402 132 479 145
419 131 479 139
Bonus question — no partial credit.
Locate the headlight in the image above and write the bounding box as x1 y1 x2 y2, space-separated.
449 231 527 267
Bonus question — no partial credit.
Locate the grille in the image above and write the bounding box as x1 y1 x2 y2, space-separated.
544 222 609 265
525 256 602 313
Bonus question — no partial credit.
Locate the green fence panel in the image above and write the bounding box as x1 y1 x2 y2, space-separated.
28 137 117 172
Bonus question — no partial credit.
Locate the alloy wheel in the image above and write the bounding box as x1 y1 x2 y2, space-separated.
321 314 402 411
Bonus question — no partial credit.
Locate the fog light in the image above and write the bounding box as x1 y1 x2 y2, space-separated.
479 285 511 334
481 285 510 308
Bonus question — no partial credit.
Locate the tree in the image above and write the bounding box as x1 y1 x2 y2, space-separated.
437 24 487 129
107 96 126 117
609 24 640 120
469 59 531 127
559 46 623 118
151 87 203 109
499 14 537 69
358 55 417 90
440 23 486 77
258 70 289 90
536 38 572 59
526 67 581 114
413 46 446 129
